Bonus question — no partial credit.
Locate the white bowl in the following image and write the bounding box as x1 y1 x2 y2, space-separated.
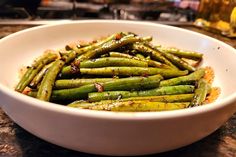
0 20 236 156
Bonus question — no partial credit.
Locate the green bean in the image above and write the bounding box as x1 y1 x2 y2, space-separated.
154 46 196 72
15 68 34 92
54 78 116 89
86 94 193 103
61 57 149 75
37 60 65 101
49 74 163 101
77 34 144 61
160 68 205 87
190 78 209 107
70 93 193 108
29 62 54 88
81 57 148 67
109 52 170 68
75 101 190 112
72 67 188 78
94 101 190 111
121 94 194 102
155 46 203 60
60 66 188 78
132 43 178 69
88 85 195 102
67 32 125 56
15 53 58 92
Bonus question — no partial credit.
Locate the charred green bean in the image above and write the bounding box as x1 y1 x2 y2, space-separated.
190 78 209 107
15 53 58 92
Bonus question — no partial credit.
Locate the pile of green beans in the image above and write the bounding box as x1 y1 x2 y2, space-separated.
15 32 218 112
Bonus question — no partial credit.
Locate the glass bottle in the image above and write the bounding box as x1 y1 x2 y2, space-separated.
195 0 236 37
197 0 212 20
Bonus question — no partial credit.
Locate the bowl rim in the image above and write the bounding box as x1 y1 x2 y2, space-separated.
0 19 236 120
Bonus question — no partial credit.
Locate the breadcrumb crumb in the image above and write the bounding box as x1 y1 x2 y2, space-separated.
204 87 221 104
22 87 32 95
203 66 215 84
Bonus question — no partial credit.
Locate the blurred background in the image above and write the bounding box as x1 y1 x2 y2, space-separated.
0 0 235 37
0 0 199 21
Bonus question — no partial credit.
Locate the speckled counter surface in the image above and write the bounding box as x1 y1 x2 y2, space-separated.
0 23 235 157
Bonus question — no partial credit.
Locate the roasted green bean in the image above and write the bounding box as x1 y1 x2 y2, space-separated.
132 43 178 69
16 32 218 111
155 46 203 60
160 68 205 87
40 74 163 101
109 52 170 68
15 53 58 92
86 94 194 103
61 57 149 76
37 60 65 101
61 67 188 78
69 100 190 111
67 32 126 56
153 46 196 71
77 34 143 61
88 85 195 102
30 62 54 88
190 78 209 107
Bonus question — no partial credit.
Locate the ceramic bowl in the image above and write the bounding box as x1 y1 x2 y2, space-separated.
0 20 236 156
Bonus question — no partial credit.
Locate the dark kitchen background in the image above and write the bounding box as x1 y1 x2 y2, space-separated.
0 0 199 21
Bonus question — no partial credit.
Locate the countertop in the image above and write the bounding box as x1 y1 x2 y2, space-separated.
0 22 236 157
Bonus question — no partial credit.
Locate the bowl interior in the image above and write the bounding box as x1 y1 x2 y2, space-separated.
0 20 236 102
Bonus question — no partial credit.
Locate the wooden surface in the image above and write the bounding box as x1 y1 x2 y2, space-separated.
0 23 236 157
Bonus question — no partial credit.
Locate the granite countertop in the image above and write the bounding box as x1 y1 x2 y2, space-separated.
0 23 236 157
